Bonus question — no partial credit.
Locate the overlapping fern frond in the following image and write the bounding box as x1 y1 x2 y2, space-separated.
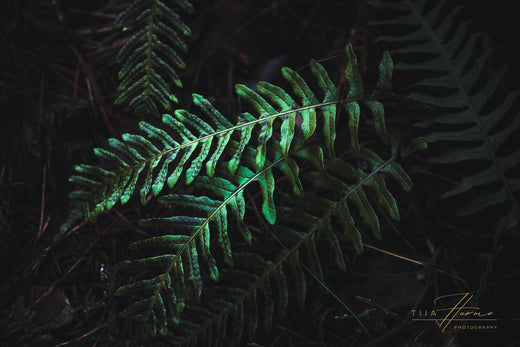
368 0 520 232
61 44 411 342
108 49 408 341
113 161 277 339
135 155 411 346
114 0 194 116
60 44 388 235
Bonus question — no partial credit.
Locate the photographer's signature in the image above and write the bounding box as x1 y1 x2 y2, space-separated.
410 292 498 331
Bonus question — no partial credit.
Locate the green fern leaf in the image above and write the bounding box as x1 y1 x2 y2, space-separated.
114 159 283 338
60 46 402 342
159 194 233 265
122 151 409 342
153 153 410 346
114 0 195 116
61 46 392 235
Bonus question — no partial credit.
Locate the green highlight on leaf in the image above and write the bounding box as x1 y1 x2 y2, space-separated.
60 42 409 343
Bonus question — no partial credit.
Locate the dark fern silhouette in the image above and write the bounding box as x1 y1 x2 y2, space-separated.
368 0 520 233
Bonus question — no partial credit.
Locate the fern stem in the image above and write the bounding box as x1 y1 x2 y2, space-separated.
122 97 376 175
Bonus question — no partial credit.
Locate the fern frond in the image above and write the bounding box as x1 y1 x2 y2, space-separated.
60 44 391 235
113 145 410 341
114 0 194 116
282 153 411 255
369 0 520 232
143 154 411 346
114 158 282 339
99 46 401 341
